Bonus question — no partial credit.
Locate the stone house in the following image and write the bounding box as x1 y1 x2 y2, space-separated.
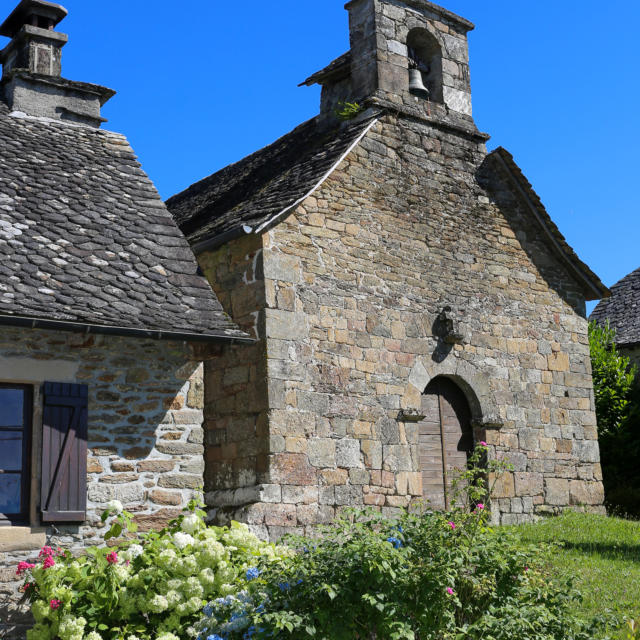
166 0 609 540
591 267 640 372
0 1 247 636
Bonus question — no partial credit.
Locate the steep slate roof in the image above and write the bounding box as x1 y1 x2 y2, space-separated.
167 115 378 249
590 267 640 347
0 102 247 341
487 147 608 302
299 51 351 87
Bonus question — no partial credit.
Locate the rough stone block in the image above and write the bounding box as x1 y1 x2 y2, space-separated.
336 439 362 468
569 480 605 506
490 471 515 498
545 478 569 506
514 472 543 496
271 453 316 485
158 474 202 489
308 438 336 468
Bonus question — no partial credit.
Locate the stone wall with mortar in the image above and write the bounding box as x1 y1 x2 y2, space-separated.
196 234 274 537
0 326 205 639
210 112 604 539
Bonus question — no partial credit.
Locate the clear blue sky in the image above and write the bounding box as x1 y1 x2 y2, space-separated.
3 1 638 311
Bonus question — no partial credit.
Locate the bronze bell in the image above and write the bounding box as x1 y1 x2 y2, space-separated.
409 68 430 99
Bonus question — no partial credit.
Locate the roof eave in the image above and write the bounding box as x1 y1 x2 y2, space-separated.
0 313 253 344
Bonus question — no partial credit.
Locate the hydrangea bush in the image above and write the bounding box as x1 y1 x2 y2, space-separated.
18 499 286 640
195 446 614 640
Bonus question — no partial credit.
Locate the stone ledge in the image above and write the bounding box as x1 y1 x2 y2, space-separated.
0 526 46 552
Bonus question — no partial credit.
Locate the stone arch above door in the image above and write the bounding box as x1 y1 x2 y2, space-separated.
402 357 502 429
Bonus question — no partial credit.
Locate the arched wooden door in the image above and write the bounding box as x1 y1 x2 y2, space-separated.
418 377 473 510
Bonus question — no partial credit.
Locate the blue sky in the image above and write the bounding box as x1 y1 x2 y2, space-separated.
4 1 638 311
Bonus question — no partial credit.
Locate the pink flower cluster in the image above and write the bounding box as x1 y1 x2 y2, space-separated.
16 561 35 576
448 521 456 530
49 599 61 610
446 587 455 595
106 551 118 565
43 555 56 569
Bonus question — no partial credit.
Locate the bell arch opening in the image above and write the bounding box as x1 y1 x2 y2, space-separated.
407 28 443 103
418 376 474 510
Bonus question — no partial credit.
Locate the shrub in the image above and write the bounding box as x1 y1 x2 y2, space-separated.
18 499 286 640
196 447 610 640
588 319 636 435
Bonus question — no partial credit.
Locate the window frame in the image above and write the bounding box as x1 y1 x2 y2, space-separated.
0 383 33 526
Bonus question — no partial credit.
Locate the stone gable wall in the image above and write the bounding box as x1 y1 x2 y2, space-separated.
240 112 604 538
0 327 205 638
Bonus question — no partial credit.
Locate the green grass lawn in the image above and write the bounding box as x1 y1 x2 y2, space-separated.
516 511 640 638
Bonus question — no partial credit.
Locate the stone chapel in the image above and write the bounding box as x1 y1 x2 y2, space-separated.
0 0 609 635
166 0 609 537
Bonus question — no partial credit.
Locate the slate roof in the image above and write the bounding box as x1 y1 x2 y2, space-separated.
0 101 247 341
167 114 378 248
487 147 608 302
299 51 351 87
590 267 640 347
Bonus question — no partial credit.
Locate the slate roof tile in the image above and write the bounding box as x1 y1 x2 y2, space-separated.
0 101 247 341
590 267 640 347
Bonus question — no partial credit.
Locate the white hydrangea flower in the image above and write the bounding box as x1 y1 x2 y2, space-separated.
113 564 131 582
156 633 180 640
85 632 103 640
106 499 123 514
172 532 195 550
180 513 202 535
149 594 169 613
57 615 87 640
198 567 216 585
128 544 144 558
157 549 177 567
166 589 182 608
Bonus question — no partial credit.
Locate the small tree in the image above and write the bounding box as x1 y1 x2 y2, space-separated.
588 319 637 435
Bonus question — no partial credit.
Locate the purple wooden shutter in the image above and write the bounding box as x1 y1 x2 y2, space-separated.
41 382 88 522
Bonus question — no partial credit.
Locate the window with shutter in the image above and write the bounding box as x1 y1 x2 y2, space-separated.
41 382 88 523
0 384 32 525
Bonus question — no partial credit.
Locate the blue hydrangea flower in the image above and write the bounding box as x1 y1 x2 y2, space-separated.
246 567 261 581
203 604 213 617
278 581 291 592
387 536 402 549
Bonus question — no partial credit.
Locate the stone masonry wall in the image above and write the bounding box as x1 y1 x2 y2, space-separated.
0 327 205 638
196 234 273 537
237 112 604 538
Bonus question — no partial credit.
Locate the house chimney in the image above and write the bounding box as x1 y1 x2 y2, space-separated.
0 0 115 127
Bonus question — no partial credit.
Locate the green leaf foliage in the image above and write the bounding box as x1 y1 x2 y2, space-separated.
196 446 612 640
588 319 636 435
589 320 640 516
